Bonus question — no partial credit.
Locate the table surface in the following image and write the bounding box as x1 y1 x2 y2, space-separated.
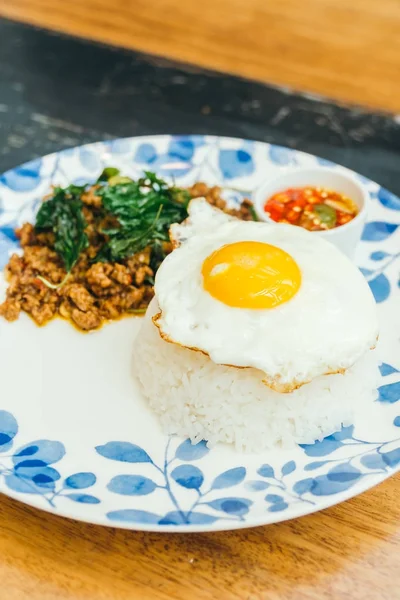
0 17 400 600
1 0 400 112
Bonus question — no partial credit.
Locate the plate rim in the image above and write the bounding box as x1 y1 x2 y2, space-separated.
0 465 394 533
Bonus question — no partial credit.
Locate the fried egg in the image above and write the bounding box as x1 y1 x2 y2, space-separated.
153 198 378 392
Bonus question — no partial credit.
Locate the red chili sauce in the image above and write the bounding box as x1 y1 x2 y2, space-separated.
264 187 358 231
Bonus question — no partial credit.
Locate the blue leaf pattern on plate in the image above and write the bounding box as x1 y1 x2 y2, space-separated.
159 511 219 525
245 480 270 491
14 445 38 457
360 454 387 470
10 465 60 492
15 459 50 470
0 227 18 242
368 273 390 303
4 473 55 494
302 466 362 496
108 139 132 154
370 251 391 261
381 449 400 468
377 381 400 404
0 158 42 192
257 464 275 478
219 149 254 179
96 437 254 524
206 498 253 515
134 143 158 164
362 222 398 242
268 502 289 512
174 439 209 461
0 413 97 504
107 474 157 495
0 410 18 447
379 363 399 377
12 440 65 466
293 478 314 495
299 438 343 456
328 464 361 483
281 461 296 476
65 493 100 504
211 467 246 489
107 509 162 524
158 511 187 525
168 138 195 161
0 399 399 525
269 145 297 166
377 188 400 211
360 252 400 304
330 426 355 441
0 231 20 269
64 472 97 489
304 460 330 471
171 465 204 490
95 441 152 463
265 494 283 503
185 512 218 525
79 147 100 171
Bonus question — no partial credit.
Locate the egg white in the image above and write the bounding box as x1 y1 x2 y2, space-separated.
154 199 378 392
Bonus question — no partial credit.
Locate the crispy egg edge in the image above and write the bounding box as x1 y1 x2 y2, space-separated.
151 311 375 394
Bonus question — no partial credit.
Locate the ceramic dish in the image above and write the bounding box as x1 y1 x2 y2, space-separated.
0 135 399 532
253 166 368 258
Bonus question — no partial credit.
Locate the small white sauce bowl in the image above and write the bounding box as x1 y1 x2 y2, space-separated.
253 166 368 259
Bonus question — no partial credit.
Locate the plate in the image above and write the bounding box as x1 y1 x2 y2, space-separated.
0 135 399 532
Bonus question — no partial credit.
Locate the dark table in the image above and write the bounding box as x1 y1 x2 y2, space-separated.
1 19 399 194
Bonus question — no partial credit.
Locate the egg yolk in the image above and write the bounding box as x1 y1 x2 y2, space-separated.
201 241 301 309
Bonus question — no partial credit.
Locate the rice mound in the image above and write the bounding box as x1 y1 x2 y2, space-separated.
133 301 378 452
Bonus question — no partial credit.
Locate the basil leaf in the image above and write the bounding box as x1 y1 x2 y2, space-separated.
35 186 89 272
96 172 189 262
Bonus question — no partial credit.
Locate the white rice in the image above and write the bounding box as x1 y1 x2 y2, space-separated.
133 302 378 453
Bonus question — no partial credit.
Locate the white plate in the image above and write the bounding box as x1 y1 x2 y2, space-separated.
0 135 399 532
